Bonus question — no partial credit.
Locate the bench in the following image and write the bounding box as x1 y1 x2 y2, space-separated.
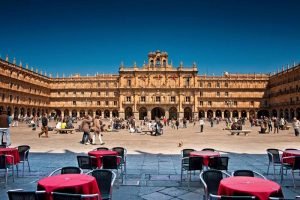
229 129 252 136
142 130 155 135
54 129 75 134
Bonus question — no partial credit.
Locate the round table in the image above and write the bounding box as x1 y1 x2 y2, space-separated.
282 150 300 165
37 174 101 200
0 147 20 165
88 150 118 168
190 151 220 166
218 177 283 200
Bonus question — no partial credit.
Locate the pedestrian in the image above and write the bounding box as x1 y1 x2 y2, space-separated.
0 109 12 146
12 114 19 127
210 119 213 127
38 113 49 138
175 119 179 130
81 115 92 145
273 117 279 133
183 118 187 128
292 117 300 136
92 115 104 145
268 118 273 133
199 118 205 132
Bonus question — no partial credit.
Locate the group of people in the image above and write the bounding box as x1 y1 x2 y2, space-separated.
81 115 105 145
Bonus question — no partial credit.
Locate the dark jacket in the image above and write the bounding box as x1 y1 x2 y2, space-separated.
0 114 10 128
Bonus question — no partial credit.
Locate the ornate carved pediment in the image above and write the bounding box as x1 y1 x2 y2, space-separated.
168 74 178 80
153 75 163 80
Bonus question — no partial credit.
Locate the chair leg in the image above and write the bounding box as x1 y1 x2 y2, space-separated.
23 162 25 177
27 160 31 172
267 162 270 175
273 164 276 180
5 168 8 187
12 165 14 182
180 167 183 182
16 164 19 177
280 166 283 183
292 170 296 188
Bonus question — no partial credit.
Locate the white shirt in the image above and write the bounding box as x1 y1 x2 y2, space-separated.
199 119 205 125
293 120 300 129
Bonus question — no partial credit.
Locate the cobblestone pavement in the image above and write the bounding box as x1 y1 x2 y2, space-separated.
1 120 300 199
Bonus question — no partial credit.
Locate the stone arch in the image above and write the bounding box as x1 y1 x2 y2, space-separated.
257 110 269 118
241 110 247 118
20 107 25 116
169 107 178 120
55 109 61 117
284 108 289 119
151 107 165 120
14 107 19 117
125 107 133 119
139 107 147 120
104 110 110 118
232 110 238 118
249 110 255 118
27 108 31 117
279 109 284 118
297 108 300 119
216 110 222 118
37 108 41 117
7 106 12 116
72 109 77 117
88 110 93 117
32 108 36 116
272 109 278 118
184 107 192 120
198 110 205 118
112 110 119 117
64 109 69 117
79 110 85 118
207 110 213 119
96 109 101 116
290 108 295 119
224 110 230 118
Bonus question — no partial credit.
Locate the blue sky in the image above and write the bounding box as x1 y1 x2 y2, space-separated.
0 0 299 76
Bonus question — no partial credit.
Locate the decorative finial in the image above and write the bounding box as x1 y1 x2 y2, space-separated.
26 63 28 69
133 61 137 67
193 61 197 68
31 67 33 71
50 73 52 78
19 61 22 67
143 60 146 67
45 71 47 76
36 69 38 73
287 64 290 69
40 70 43 75
180 61 183 68
5 55 8 62
13 57 16 64
282 66 284 71
56 73 58 78
63 73 65 78
170 60 173 66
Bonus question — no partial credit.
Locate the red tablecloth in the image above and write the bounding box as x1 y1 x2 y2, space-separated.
0 148 20 165
218 177 283 200
282 150 300 165
37 174 101 200
88 150 118 168
190 151 220 166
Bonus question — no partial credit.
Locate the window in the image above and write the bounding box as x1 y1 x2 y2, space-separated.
186 78 190 87
73 101 76 105
163 60 167 67
225 83 228 88
66 91 68 95
156 58 161 67
81 91 84 95
208 101 212 106
127 80 131 87
234 101 237 106
141 96 146 102
217 82 220 88
208 82 211 87
98 82 100 87
106 82 109 87
2 94 5 101
225 92 229 97
9 95 13 102
156 96 161 102
200 82 203 87
114 101 117 105
114 92 117 97
10 83 13 88
150 60 154 67
200 92 203 97
216 92 220 97
73 91 76 95
185 96 191 102
58 91 60 95
171 96 176 102
297 97 299 101
106 91 109 96
199 101 203 106
97 101 100 105
98 92 101 96
126 96 131 102
105 101 109 106
250 101 254 106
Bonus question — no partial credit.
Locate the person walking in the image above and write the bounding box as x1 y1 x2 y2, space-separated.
0 109 12 146
273 117 279 133
92 115 104 145
210 118 214 127
12 114 19 127
268 118 273 133
199 118 205 133
81 115 92 145
175 119 179 130
38 113 49 138
292 117 300 136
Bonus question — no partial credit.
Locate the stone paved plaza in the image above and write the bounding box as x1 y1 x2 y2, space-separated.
1 120 300 199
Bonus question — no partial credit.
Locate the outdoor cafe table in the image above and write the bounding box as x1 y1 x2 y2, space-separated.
218 177 283 200
189 151 220 166
282 150 300 165
0 147 20 165
37 174 101 200
88 150 119 168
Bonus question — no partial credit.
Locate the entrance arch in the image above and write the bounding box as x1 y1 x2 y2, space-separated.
139 107 147 120
96 109 101 116
112 110 119 117
241 110 247 118
232 110 238 118
279 109 283 118
151 107 165 120
125 107 133 119
88 110 93 117
72 110 77 117
104 110 110 118
198 110 205 118
297 108 300 119
224 110 230 118
290 108 295 119
184 107 192 120
55 109 61 117
14 107 19 117
32 108 36 116
216 110 222 118
272 109 278 118
64 109 69 117
207 110 213 119
80 110 85 118
169 107 178 120
20 107 25 116
27 108 31 117
37 108 41 117
284 109 289 119
257 110 269 118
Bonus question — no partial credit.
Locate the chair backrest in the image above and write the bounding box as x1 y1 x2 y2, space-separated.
201 170 227 195
7 190 46 200
232 170 255 177
267 149 281 163
95 147 109 151
52 192 99 200
189 157 203 171
89 169 116 198
77 156 93 170
102 156 118 169
181 149 195 157
61 166 82 174
0 154 7 169
209 157 229 171
202 148 215 152
285 148 298 151
112 147 126 159
0 144 6 148
293 156 300 170
18 145 30 161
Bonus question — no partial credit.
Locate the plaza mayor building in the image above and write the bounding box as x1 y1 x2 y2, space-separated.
0 50 299 120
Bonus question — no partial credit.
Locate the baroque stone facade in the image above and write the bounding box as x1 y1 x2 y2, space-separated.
0 51 299 120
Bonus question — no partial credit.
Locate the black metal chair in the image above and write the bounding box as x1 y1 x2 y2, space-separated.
281 156 300 188
101 155 123 184
48 166 83 176
87 169 116 200
209 194 256 200
52 192 100 200
267 148 283 179
0 154 15 187
285 148 298 151
181 149 195 158
17 145 31 177
7 189 46 200
269 198 296 200
77 155 97 171
0 144 6 148
112 147 127 176
202 148 215 152
209 156 229 171
232 170 267 179
181 156 203 187
200 169 231 200
94 147 109 151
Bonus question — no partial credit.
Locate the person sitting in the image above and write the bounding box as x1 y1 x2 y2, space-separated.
56 121 62 129
107 125 113 132
61 119 67 129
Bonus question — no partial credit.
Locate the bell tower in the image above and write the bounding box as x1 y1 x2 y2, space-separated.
148 50 169 68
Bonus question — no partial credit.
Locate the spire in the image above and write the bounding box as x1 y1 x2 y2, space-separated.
36 68 38 73
49 73 52 78
45 71 47 76
19 61 22 67
26 63 29 69
56 73 58 78
119 61 124 70
5 55 9 62
13 57 16 64
133 61 137 68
